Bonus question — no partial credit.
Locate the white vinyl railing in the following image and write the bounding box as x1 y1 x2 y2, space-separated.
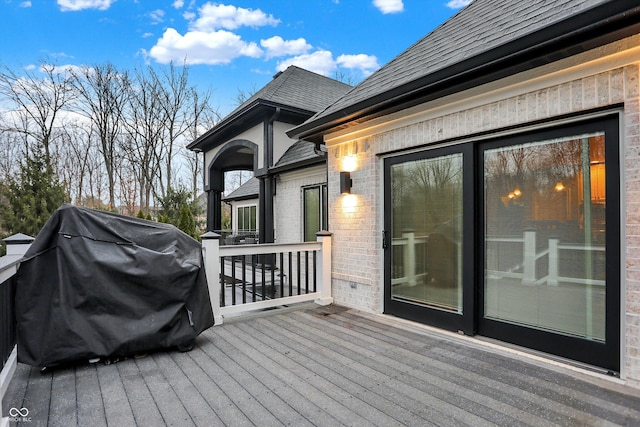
393 229 605 288
202 231 333 325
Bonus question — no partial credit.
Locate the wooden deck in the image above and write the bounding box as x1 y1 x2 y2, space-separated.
3 304 640 426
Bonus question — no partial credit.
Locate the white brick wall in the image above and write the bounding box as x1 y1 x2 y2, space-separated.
274 165 326 244
324 57 640 386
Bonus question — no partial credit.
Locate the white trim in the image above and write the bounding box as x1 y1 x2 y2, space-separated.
0 264 17 285
220 241 320 257
220 293 322 316
234 203 258 234
0 346 17 425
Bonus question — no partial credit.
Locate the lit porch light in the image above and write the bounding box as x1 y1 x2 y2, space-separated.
342 155 358 173
341 194 357 214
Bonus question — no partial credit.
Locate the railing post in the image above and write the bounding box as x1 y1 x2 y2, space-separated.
201 232 224 326
315 231 333 306
402 229 416 287
3 233 34 257
522 228 536 285
548 237 559 286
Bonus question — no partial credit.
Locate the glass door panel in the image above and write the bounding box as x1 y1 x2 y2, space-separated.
483 133 606 341
389 153 463 312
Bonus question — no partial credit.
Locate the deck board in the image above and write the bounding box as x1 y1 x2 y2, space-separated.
3 304 640 426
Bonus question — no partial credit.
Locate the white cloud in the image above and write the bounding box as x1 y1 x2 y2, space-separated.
172 0 184 8
38 63 84 77
336 54 380 76
373 0 403 14
260 36 311 59
20 1 32 7
149 9 165 24
142 32 154 38
183 11 196 21
275 50 381 78
191 3 280 31
148 28 263 65
446 0 473 9
276 50 337 77
57 0 115 12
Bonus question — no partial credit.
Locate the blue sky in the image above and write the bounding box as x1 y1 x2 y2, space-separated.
1 0 471 116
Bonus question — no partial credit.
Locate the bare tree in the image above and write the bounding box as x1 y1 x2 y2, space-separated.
183 89 219 199
0 117 25 181
71 62 130 209
152 62 214 200
55 120 97 204
122 67 167 211
0 60 76 167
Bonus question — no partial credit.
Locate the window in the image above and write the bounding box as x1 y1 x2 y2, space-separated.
303 185 328 242
483 131 608 341
237 205 256 232
384 113 620 371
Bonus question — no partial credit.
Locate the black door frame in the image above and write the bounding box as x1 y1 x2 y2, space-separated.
383 143 475 335
383 113 620 372
476 114 620 372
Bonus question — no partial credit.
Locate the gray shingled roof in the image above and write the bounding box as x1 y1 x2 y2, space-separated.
317 0 607 118
272 140 324 171
223 177 259 201
188 65 352 151
226 65 352 119
290 0 636 139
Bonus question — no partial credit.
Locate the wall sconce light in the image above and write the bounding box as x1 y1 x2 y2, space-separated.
342 155 357 173
340 171 352 194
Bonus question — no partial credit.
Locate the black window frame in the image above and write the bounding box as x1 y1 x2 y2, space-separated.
303 184 328 242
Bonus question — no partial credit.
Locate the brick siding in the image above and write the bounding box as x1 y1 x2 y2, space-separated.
326 63 640 385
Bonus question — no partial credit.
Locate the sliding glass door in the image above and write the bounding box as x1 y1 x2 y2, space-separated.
479 117 620 371
384 115 620 372
384 145 473 332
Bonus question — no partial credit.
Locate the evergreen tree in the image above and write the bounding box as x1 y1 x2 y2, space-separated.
177 205 197 239
157 187 200 226
0 144 67 237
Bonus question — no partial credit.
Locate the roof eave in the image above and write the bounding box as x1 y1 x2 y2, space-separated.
269 155 326 175
288 2 640 143
187 100 317 152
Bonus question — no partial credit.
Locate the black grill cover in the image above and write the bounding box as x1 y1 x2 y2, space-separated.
15 204 214 368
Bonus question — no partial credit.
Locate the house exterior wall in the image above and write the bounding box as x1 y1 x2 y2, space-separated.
274 165 326 243
203 123 264 185
322 36 640 388
273 121 301 165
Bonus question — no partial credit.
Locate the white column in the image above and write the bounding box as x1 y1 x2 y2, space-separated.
403 229 416 287
547 238 559 286
522 229 536 285
201 232 224 325
315 231 333 306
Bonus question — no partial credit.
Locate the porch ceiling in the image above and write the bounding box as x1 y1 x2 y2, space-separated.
4 305 640 426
